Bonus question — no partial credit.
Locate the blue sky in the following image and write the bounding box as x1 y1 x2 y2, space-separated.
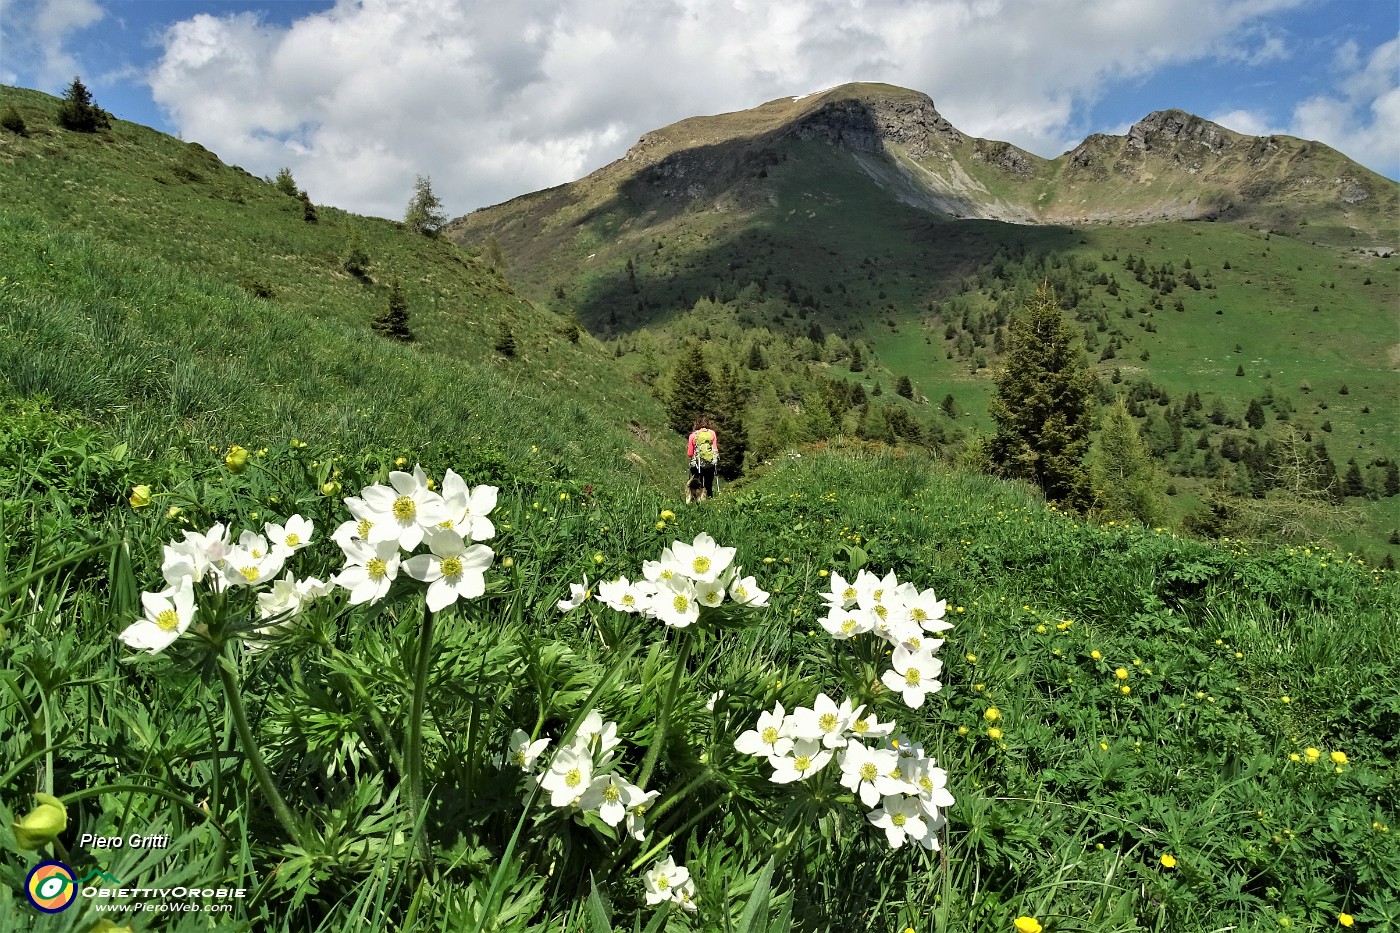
2 0 1396 219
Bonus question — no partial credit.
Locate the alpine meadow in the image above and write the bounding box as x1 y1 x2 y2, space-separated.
1 73 1397 933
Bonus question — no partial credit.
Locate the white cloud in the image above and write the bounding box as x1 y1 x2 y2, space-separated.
2 0 105 87
146 0 1348 219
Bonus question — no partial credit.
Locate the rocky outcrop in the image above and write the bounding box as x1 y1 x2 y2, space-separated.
1127 110 1229 153
972 139 1037 175
790 92 962 159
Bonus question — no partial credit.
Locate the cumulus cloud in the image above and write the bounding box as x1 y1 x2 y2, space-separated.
146 0 1345 219
2 0 105 87
1211 37 1399 178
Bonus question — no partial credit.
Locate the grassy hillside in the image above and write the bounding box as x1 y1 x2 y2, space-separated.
0 84 678 488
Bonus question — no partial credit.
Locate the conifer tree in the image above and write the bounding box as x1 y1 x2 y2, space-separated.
56 76 111 132
370 279 413 341
988 283 1095 509
404 174 446 236
1092 399 1168 526
665 341 714 435
710 362 749 478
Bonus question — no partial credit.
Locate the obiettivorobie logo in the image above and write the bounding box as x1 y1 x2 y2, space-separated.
25 861 246 915
25 861 119 913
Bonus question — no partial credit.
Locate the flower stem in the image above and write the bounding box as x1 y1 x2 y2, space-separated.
635 633 693 792
215 654 307 849
405 603 435 863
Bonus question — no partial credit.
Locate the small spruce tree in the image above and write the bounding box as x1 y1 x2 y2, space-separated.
56 76 111 132
1092 399 1169 526
494 325 517 357
988 283 1095 510
895 375 914 399
371 279 413 342
665 341 715 436
274 167 299 197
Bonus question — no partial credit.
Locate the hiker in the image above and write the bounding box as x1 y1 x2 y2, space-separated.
687 417 719 501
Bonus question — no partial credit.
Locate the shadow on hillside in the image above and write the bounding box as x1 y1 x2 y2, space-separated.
559 99 1083 336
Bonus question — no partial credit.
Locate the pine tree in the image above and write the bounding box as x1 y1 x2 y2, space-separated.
711 362 749 479
1385 462 1400 497
988 283 1095 509
404 174 446 236
1245 399 1266 429
665 341 714 435
370 279 413 341
56 76 111 132
895 375 914 399
274 167 299 197
1092 399 1168 526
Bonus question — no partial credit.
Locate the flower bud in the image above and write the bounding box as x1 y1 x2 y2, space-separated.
129 485 152 508
321 480 342 496
12 793 67 850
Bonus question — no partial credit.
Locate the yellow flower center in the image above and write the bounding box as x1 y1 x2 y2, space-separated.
565 768 581 788
366 558 388 581
392 496 416 521
819 712 839 732
905 668 922 686
761 726 779 744
734 585 748 599
852 718 869 733
794 754 812 770
919 775 933 792
842 586 857 601
440 556 463 578
841 619 857 634
891 812 906 827
656 876 670 891
356 518 373 538
859 762 879 781
155 608 181 631
692 555 711 575
284 533 300 548
512 750 526 767
239 565 260 583
911 608 927 622
672 594 689 613
874 604 888 621
621 594 636 607
602 784 620 803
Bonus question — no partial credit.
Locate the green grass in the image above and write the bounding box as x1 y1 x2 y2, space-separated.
2 411 1396 932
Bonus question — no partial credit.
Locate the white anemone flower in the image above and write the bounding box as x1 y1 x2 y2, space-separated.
579 773 647 827
556 577 591 612
734 703 793 760
331 496 379 552
256 572 304 621
439 470 498 541
573 710 622 762
696 578 726 608
221 533 286 588
360 465 447 551
507 729 550 770
119 580 197 654
597 577 644 613
819 607 871 640
334 537 402 605
769 738 833 783
669 532 736 584
624 788 660 841
650 575 700 628
643 856 693 907
788 693 862 749
847 712 897 741
265 515 314 557
824 570 861 610
296 576 334 600
908 585 952 633
641 546 682 584
881 645 943 709
727 572 769 607
539 746 593 808
905 761 956 821
868 794 933 849
839 741 907 808
403 528 493 612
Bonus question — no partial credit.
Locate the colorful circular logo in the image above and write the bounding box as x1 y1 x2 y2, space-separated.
26 861 77 913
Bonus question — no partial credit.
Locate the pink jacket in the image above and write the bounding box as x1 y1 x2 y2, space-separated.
687 428 719 461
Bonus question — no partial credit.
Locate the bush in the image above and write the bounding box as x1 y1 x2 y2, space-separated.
1 105 27 136
371 279 414 342
494 324 517 357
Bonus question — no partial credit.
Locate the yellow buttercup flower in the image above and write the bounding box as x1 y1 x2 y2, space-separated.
1304 747 1321 763
1339 914 1354 927
1014 918 1043 933
128 484 152 508
1090 650 1102 660
987 727 1003 741
984 706 1001 722
13 793 67 850
224 445 249 473
1160 853 1177 869
1330 750 1347 765
660 509 675 521
1115 667 1129 680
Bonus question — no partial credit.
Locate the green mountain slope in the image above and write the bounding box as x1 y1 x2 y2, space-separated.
0 85 677 485
445 82 1400 555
